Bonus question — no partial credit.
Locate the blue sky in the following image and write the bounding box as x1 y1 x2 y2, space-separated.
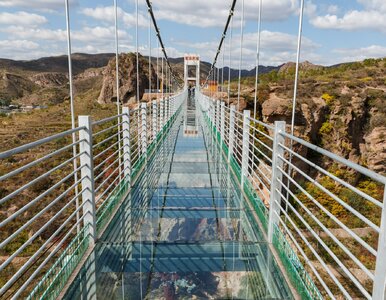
0 0 386 67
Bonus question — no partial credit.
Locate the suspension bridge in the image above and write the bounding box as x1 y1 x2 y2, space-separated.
1 0 386 299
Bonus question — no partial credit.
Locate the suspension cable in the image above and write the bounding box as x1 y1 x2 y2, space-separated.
221 46 225 100
145 0 180 88
227 17 233 105
203 0 237 88
64 0 80 234
114 0 123 181
253 0 262 120
291 0 305 136
136 0 140 103
157 39 159 99
236 0 245 111
148 9 152 97
285 0 305 215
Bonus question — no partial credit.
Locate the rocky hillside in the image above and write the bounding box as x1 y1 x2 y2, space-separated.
0 53 276 106
236 59 386 175
0 53 115 75
98 53 158 105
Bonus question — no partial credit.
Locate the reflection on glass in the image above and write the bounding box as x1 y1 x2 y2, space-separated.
65 95 293 300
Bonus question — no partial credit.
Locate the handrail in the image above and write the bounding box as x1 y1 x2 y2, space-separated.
196 90 386 300
0 91 187 299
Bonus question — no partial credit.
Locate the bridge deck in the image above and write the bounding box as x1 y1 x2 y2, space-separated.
64 95 293 299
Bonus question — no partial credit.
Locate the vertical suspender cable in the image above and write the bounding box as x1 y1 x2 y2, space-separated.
228 17 233 106
236 0 245 111
136 0 140 104
114 0 122 180
253 0 262 120
148 9 152 97
217 66 220 98
135 2 143 298
291 0 305 137
147 4 154 272
161 56 164 100
221 47 225 100
64 0 80 234
285 0 305 213
157 39 159 100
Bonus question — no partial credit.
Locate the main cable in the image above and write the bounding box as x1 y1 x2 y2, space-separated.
202 0 237 88
145 0 181 88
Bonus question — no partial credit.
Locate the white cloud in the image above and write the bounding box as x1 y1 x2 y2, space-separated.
149 0 298 28
72 26 129 43
305 1 317 17
175 30 320 66
0 0 77 10
81 6 148 28
311 10 386 32
357 0 386 13
0 39 39 51
0 25 129 43
333 45 386 62
0 11 47 26
310 0 386 32
327 5 339 14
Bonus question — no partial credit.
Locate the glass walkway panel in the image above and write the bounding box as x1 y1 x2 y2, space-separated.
64 94 293 299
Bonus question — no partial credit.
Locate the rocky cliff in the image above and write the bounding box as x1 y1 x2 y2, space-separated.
98 53 158 105
255 60 386 175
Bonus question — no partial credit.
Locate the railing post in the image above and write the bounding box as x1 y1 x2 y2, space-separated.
122 107 131 180
220 102 225 143
241 110 250 188
121 107 132 244
166 97 170 124
216 100 220 133
78 116 97 245
141 103 147 154
373 188 386 299
268 121 286 243
228 105 235 162
160 99 164 130
152 100 157 141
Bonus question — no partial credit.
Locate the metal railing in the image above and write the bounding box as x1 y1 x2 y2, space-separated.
0 91 186 299
196 90 386 300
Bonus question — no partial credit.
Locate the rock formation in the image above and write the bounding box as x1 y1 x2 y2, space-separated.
98 53 158 105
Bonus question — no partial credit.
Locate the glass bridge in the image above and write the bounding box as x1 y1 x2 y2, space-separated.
64 93 293 299
2 90 385 300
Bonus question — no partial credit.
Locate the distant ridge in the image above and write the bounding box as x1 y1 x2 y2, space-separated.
0 53 115 75
0 53 279 80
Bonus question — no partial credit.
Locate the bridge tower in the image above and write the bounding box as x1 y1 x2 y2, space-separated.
184 54 200 89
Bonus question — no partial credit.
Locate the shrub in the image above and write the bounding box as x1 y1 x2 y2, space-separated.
322 93 334 106
319 122 333 135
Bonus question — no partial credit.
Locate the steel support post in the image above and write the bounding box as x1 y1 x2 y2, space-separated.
216 100 220 134
78 115 97 300
228 105 235 162
241 110 250 188
122 107 132 244
152 100 157 141
122 107 131 179
267 121 286 243
220 102 225 143
160 99 164 130
141 103 147 155
239 110 250 254
78 116 97 245
373 187 386 299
